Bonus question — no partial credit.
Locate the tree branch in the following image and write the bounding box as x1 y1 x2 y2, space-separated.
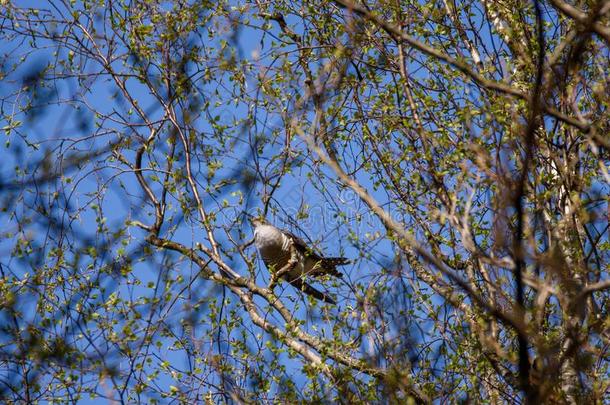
333 0 591 132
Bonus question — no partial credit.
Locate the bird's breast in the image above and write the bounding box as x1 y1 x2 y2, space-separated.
254 225 305 278
254 225 284 249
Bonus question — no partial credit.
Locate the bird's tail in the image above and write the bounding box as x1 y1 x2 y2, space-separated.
323 257 350 266
319 257 349 278
289 278 336 304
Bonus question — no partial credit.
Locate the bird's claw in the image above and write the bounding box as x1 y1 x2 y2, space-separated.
267 256 297 289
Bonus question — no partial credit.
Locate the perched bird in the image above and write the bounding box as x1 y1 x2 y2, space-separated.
251 217 349 304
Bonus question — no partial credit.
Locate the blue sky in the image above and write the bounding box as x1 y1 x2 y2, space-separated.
0 2 423 402
3 1 608 403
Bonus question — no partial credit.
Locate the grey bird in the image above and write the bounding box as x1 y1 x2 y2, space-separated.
251 218 349 304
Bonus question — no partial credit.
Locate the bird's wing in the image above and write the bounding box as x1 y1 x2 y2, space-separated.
288 277 336 304
282 228 349 278
281 229 323 260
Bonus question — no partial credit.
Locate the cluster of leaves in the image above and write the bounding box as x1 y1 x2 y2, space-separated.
0 0 608 403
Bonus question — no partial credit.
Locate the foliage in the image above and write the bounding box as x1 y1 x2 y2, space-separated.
0 0 608 402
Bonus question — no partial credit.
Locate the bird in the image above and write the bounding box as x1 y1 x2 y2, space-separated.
250 217 349 304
